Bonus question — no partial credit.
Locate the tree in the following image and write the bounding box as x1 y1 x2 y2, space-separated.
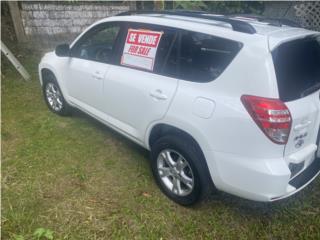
138 1 265 15
154 0 164 10
173 1 208 11
205 1 264 15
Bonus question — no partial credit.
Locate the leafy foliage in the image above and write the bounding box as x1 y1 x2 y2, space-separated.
171 1 264 14
33 228 54 240
13 235 25 240
173 0 208 11
205 1 265 14
154 0 165 10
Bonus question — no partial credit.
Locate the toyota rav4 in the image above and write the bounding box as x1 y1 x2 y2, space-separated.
39 11 320 205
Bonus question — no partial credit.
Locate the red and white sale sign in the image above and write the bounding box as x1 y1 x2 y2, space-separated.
121 29 163 71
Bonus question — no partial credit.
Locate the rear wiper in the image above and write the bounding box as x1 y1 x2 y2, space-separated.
301 82 320 98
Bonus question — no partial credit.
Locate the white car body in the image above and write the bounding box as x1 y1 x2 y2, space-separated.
39 13 320 202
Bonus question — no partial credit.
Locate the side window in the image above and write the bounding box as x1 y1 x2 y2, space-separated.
153 29 178 77
179 31 242 82
119 23 178 77
161 35 179 78
71 23 121 63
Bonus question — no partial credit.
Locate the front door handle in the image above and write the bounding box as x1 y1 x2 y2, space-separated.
150 89 168 101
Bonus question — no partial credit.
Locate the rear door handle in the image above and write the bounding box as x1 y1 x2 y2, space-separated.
92 71 104 80
150 89 168 100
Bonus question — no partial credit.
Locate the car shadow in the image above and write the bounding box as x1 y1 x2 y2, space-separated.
201 179 319 218
70 108 149 158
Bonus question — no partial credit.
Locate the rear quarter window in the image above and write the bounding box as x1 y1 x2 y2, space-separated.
179 31 243 82
272 35 320 102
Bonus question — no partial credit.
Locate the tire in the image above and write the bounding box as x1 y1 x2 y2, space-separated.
151 135 212 206
42 72 71 116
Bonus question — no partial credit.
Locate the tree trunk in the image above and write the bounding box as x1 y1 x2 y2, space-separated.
154 0 164 10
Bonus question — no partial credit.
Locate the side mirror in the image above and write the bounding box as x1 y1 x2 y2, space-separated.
55 44 70 57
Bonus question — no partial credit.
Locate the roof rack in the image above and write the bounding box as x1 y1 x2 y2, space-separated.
231 14 301 28
116 10 257 34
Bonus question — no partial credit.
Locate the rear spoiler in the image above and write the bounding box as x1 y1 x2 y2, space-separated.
268 30 319 51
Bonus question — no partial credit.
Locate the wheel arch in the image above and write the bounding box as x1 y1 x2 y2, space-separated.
39 65 70 105
147 122 210 150
147 123 216 192
41 68 54 84
39 64 59 85
149 124 195 148
147 123 207 165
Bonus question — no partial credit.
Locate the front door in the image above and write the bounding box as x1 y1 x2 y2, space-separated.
66 22 123 112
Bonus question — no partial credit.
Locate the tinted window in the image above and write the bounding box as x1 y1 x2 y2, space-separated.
71 23 121 63
160 34 179 78
153 29 178 77
179 31 242 82
272 36 320 102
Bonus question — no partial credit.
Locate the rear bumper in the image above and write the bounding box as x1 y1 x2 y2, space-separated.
271 156 320 201
204 144 319 202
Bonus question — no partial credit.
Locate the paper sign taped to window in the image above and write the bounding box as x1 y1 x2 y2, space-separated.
121 29 163 71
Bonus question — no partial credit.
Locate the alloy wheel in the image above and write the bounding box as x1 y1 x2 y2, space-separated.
45 82 63 112
157 149 194 196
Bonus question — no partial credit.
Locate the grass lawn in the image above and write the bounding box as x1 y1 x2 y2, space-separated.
2 44 320 240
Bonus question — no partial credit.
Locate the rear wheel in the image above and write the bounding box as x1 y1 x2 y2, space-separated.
151 135 211 205
157 149 195 197
42 73 71 116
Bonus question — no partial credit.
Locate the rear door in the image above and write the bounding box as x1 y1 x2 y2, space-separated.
101 22 179 140
272 35 320 158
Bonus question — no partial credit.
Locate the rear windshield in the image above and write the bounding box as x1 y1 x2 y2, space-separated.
272 35 320 102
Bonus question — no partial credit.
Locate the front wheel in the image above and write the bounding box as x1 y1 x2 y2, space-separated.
151 135 207 206
42 73 71 116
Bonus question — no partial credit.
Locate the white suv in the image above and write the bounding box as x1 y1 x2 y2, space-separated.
39 11 320 205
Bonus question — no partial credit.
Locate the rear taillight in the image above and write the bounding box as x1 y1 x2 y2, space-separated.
241 95 292 144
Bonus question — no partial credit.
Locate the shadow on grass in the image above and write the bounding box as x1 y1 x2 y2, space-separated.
70 108 149 159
